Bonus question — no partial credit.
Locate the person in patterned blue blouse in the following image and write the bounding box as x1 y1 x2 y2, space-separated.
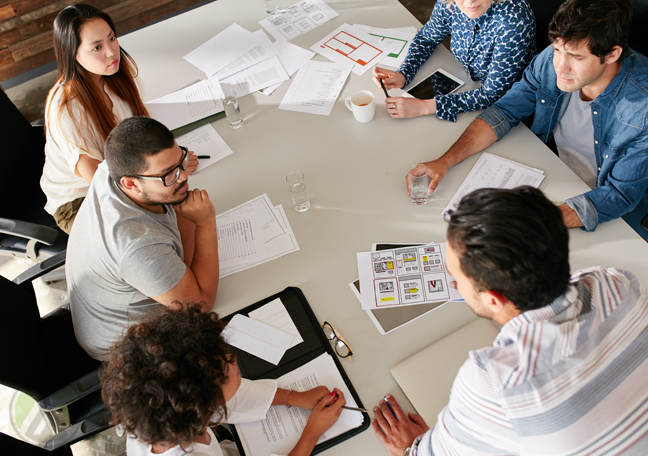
373 0 536 123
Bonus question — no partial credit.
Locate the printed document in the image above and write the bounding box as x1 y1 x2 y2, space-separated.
259 0 339 42
146 78 223 131
214 33 278 80
279 60 351 116
357 242 462 311
221 56 289 96
249 298 304 349
236 353 364 456
175 124 233 173
184 24 271 78
311 24 394 76
259 40 315 96
442 153 545 219
352 24 415 68
217 210 265 269
223 315 294 365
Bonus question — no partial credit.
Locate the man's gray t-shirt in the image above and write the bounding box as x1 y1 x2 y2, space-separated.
66 162 186 360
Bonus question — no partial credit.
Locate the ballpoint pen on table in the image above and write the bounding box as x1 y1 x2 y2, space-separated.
379 77 390 99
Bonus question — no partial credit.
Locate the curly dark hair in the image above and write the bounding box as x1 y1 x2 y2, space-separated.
447 186 570 312
101 303 235 449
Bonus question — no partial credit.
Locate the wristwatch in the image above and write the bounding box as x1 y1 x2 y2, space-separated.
403 447 412 456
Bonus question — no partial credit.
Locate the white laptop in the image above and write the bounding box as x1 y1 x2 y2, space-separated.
390 318 499 424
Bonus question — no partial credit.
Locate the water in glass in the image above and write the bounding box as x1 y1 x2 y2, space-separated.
290 182 310 212
223 95 244 129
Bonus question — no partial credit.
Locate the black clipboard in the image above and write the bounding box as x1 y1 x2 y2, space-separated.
221 286 370 455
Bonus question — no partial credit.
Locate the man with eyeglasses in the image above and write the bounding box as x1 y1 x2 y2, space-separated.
372 187 648 455
66 116 219 361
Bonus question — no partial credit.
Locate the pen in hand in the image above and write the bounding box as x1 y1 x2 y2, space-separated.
197 155 211 159
342 405 369 413
379 77 389 99
384 395 397 418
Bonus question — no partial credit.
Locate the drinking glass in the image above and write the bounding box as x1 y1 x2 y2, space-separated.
409 164 430 205
220 89 244 129
286 171 310 212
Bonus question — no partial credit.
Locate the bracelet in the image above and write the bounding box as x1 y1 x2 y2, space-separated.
285 389 294 408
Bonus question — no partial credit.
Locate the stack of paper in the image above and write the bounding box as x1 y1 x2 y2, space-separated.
175 124 234 173
442 153 546 220
259 0 339 42
217 194 300 278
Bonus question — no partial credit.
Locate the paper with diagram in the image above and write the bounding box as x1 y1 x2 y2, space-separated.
175 124 233 173
442 153 545 220
357 242 461 311
259 0 339 42
146 78 224 131
311 23 394 75
352 24 415 68
235 353 363 456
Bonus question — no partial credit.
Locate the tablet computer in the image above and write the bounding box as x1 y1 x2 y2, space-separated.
406 68 465 100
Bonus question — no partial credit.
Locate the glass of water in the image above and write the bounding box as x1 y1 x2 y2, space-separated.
286 171 310 212
220 89 244 129
265 0 279 14
409 164 431 205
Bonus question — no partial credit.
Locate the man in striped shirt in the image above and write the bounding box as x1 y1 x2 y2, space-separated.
373 186 648 455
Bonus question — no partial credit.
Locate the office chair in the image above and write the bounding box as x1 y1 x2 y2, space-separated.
0 251 111 451
0 88 68 260
0 432 73 456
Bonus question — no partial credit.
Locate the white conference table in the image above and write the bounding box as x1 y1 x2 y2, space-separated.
120 0 648 454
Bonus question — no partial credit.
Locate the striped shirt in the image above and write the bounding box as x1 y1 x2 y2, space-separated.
412 266 648 455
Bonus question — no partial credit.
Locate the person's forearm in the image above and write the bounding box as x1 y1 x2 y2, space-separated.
189 219 219 310
436 118 497 167
288 430 319 456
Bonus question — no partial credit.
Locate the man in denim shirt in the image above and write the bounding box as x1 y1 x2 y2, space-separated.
413 0 648 241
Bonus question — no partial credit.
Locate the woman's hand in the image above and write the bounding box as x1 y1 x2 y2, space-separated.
290 386 331 410
373 67 406 90
289 389 346 455
386 96 437 119
186 150 199 175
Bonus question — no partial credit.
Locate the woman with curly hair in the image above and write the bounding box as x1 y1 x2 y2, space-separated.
373 0 536 122
101 304 345 456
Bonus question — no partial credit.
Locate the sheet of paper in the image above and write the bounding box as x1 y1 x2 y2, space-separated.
223 314 294 365
259 0 339 42
183 24 268 78
249 298 304 349
146 79 224 131
279 60 351 116
311 23 394 76
217 210 266 269
220 205 300 278
175 124 233 173
442 153 546 220
236 353 363 456
213 30 278 80
352 24 415 68
260 41 315 96
221 56 290 96
218 194 286 244
357 242 462 311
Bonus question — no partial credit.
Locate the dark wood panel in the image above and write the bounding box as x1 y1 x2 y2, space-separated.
0 4 17 22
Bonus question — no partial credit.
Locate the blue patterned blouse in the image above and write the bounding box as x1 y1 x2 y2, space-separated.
398 0 536 122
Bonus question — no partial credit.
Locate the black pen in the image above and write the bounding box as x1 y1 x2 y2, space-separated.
379 77 389 99
197 155 211 159
342 405 369 413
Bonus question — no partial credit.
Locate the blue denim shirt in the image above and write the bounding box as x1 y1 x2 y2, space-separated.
478 45 648 240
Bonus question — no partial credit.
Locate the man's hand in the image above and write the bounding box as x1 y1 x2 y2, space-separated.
372 394 429 456
373 67 406 90
406 159 451 196
186 150 199 175
175 189 215 227
387 97 436 119
559 203 584 228
291 386 331 410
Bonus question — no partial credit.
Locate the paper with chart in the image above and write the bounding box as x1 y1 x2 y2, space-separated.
175 124 233 173
259 0 339 42
260 40 315 96
217 210 265 269
217 195 300 278
146 78 223 131
184 24 273 79
223 314 294 365
352 24 415 68
311 24 394 76
279 60 351 115
235 353 364 456
442 153 545 220
249 298 304 349
357 242 462 311
221 56 289 96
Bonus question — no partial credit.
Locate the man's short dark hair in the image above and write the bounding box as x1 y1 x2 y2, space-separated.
101 304 235 449
548 0 633 62
105 116 175 185
447 187 570 312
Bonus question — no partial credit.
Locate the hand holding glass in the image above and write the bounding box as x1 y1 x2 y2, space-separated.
409 164 431 205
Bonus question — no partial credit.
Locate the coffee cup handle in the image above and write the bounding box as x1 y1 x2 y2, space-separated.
345 97 353 111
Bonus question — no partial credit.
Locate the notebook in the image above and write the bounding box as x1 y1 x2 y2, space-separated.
390 318 499 424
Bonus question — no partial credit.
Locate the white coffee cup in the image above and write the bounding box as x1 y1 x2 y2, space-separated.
345 90 375 123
